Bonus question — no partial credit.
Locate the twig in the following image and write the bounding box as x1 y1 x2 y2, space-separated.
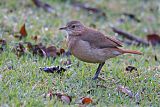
71 1 106 17
111 26 149 46
32 0 54 13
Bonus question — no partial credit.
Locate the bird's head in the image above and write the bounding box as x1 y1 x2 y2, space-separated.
59 20 85 35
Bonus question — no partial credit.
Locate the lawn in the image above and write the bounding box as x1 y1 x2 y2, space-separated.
0 0 159 106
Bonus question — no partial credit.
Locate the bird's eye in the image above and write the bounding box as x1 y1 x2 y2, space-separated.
71 25 75 28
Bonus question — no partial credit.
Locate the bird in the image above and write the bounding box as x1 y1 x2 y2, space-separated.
59 20 142 80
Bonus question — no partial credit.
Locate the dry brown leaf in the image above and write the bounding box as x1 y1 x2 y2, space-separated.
13 42 26 57
45 45 57 57
32 43 46 57
117 85 133 98
19 24 27 37
82 97 93 104
14 24 28 39
53 93 72 104
12 41 67 58
61 95 72 104
40 66 66 74
147 33 160 46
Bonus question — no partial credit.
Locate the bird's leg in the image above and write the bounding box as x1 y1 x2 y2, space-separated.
92 62 105 80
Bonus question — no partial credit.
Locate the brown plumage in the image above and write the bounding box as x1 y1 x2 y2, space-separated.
60 20 142 80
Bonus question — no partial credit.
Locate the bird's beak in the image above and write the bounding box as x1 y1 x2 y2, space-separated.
59 26 67 30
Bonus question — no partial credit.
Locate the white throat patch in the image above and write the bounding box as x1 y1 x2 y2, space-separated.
67 30 73 35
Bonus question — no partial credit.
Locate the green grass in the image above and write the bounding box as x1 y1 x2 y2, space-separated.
0 0 160 106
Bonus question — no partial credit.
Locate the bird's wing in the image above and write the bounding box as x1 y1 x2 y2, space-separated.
81 28 122 48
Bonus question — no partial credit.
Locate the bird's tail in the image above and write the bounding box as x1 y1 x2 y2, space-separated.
122 49 142 55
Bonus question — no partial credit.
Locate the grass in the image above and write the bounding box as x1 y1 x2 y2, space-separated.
0 0 160 106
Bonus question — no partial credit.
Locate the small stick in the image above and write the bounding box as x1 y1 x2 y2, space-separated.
111 26 149 46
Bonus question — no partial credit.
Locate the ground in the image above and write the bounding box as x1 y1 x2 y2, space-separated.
0 0 159 106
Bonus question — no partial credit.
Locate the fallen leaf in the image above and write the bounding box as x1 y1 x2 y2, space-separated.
11 41 66 58
19 24 27 38
25 42 65 58
125 66 137 72
32 43 46 57
14 24 28 39
135 91 141 104
53 93 72 104
117 85 133 98
60 48 65 54
147 34 160 45
45 45 57 57
61 95 72 104
28 43 57 57
13 42 25 57
40 66 66 74
82 97 93 104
